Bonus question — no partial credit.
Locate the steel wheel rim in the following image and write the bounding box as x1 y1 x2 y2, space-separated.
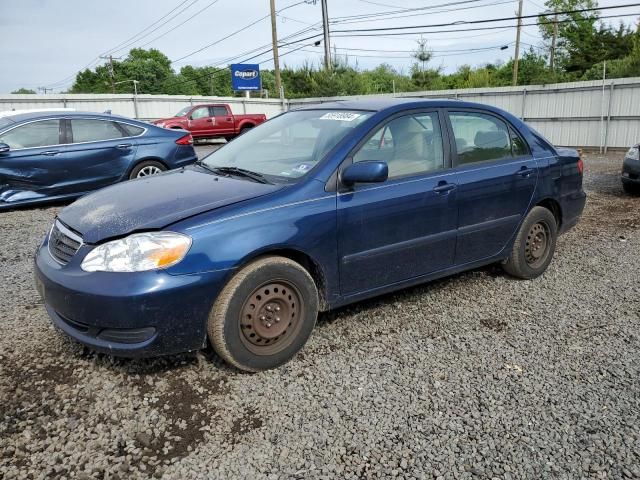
239 280 303 356
137 166 162 177
525 221 551 268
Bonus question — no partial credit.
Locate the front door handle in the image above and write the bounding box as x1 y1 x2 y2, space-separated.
516 167 535 178
206 118 213 122
41 151 59 156
116 144 133 149
433 182 457 194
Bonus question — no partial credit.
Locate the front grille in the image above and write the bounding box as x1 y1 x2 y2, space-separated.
49 220 82 265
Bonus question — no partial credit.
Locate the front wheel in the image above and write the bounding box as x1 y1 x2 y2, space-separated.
130 160 166 179
502 206 558 279
208 256 318 372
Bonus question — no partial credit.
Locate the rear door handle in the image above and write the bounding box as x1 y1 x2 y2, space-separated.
206 118 213 122
516 167 535 178
42 151 59 156
433 182 457 194
116 143 133 149
226 117 233 122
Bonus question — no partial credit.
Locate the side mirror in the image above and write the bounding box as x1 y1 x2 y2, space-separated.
341 161 388 187
0 143 10 154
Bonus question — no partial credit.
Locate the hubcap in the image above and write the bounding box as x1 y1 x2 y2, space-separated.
239 281 302 355
137 166 162 177
525 221 550 267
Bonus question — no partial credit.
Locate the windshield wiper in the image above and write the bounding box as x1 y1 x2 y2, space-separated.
208 166 272 184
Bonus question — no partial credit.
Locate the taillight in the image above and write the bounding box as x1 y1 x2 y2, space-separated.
175 133 193 145
577 157 584 174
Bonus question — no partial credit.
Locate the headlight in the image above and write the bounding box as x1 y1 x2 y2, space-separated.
626 146 639 161
81 232 192 272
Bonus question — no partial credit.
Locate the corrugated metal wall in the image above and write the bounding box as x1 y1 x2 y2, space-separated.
288 77 640 149
1 77 638 148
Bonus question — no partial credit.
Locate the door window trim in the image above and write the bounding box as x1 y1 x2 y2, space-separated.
0 117 147 151
66 117 147 147
332 108 452 192
444 108 532 169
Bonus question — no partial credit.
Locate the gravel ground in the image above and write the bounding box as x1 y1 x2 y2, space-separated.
1 152 639 479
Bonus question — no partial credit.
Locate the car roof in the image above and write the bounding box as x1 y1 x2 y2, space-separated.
2 110 142 124
292 97 497 113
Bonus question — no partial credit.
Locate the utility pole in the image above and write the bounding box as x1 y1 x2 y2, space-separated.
512 0 523 86
100 54 117 93
321 0 331 70
269 0 283 100
550 11 558 71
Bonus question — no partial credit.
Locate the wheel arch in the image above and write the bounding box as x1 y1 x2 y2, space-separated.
536 198 562 228
128 157 169 177
236 247 330 312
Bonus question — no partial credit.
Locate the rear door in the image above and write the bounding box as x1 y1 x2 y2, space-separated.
64 118 139 191
210 105 235 135
337 110 459 295
445 110 538 265
0 118 72 203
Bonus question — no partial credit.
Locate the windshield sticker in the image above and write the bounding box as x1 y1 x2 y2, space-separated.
280 171 293 176
319 112 362 122
293 163 312 173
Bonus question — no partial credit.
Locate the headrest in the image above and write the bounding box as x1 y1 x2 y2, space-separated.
474 130 508 149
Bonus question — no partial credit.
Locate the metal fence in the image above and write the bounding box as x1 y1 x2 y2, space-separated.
1 77 639 149
288 77 640 151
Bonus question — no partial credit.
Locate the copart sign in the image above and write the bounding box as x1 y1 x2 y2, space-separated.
231 64 261 91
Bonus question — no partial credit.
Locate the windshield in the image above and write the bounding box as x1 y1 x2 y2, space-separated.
175 106 191 117
201 109 373 182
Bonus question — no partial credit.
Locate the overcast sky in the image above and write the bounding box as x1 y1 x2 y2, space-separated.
1 0 637 93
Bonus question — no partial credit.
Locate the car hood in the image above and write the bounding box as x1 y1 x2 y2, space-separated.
58 166 282 244
154 116 186 124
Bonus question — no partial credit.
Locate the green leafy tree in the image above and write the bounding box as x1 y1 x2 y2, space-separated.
11 88 37 94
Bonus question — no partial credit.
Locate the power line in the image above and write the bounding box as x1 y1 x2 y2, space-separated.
331 11 640 37
171 0 310 64
101 0 196 56
331 3 640 33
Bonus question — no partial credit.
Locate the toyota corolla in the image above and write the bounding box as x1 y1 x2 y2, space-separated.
34 99 586 371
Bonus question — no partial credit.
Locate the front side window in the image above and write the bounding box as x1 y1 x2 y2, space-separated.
191 107 209 120
0 119 61 149
449 112 513 165
71 119 125 143
202 110 373 183
353 112 444 178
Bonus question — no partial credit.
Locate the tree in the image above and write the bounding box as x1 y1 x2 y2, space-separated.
11 88 36 94
411 37 433 88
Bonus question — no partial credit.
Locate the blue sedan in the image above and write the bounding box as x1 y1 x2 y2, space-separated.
0 111 197 209
34 99 586 371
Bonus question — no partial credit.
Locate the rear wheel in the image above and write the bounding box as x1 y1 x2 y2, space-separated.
239 126 253 135
502 206 558 279
208 256 318 372
129 160 166 179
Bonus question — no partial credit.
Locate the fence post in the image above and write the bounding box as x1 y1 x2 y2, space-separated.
521 88 527 120
604 82 614 154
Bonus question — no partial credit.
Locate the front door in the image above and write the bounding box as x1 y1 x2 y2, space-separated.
446 110 538 265
0 118 71 203
337 111 459 296
189 106 214 136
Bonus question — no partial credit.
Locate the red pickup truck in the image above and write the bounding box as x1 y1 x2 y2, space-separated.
153 104 267 140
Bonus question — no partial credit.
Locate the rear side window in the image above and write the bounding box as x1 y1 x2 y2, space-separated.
449 112 523 165
354 112 444 179
118 122 145 136
210 106 228 117
0 119 61 149
71 119 125 143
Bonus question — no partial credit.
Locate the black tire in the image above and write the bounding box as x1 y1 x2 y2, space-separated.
129 160 166 180
208 256 318 372
239 126 253 135
622 181 640 195
502 206 558 279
